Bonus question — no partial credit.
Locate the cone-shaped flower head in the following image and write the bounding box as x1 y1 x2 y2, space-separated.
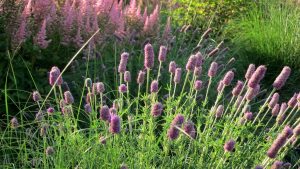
96 82 105 94
269 93 280 109
215 105 224 118
49 66 63 86
217 81 225 93
208 62 218 77
11 117 19 129
194 80 203 91
172 114 185 126
33 91 41 102
293 123 300 136
118 52 129 73
267 127 290 159
273 66 291 90
100 105 111 122
194 66 202 78
244 111 253 121
119 84 127 93
186 55 197 71
224 139 235 152
64 91 74 104
174 68 182 84
150 80 159 93
45 146 54 156
272 104 280 116
109 114 121 134
184 120 196 139
47 107 54 115
246 85 260 101
245 64 255 80
271 161 283 169
169 61 176 74
137 71 146 84
158 46 167 62
151 102 163 117
84 103 92 113
288 93 298 108
282 125 293 138
144 43 154 69
248 65 267 88
232 81 244 96
124 71 131 83
167 126 180 140
85 78 92 88
195 52 203 67
222 71 234 86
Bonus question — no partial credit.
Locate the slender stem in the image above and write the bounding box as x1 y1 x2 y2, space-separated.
282 107 298 125
224 96 235 116
172 84 177 98
157 61 162 81
180 71 190 96
169 73 173 97
146 69 150 94
204 77 212 106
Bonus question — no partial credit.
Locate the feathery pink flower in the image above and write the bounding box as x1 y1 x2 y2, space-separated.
34 19 51 49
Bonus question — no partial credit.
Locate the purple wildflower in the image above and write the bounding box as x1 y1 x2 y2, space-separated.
245 64 255 80
224 139 235 152
169 61 176 74
167 126 179 140
269 93 279 109
158 46 167 62
150 80 159 93
248 65 267 88
217 81 225 93
282 126 293 138
11 117 19 129
195 52 203 67
246 85 260 101
232 81 244 96
84 103 92 113
124 71 131 83
208 62 218 77
49 66 63 86
64 91 74 104
273 66 291 90
172 114 185 126
174 68 182 84
184 120 196 139
151 102 163 117
272 104 280 116
144 43 154 69
194 80 203 91
100 105 111 122
119 84 127 93
47 107 54 115
288 93 298 108
293 123 300 136
194 66 202 78
244 111 253 121
118 52 129 73
33 91 41 102
271 161 283 169
137 71 146 84
109 114 121 134
215 105 224 118
186 55 197 71
222 71 234 86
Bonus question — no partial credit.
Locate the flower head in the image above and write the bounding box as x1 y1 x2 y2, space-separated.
109 114 121 134
215 105 224 118
224 139 235 152
158 46 167 62
232 81 244 96
49 66 63 86
174 68 182 84
124 71 131 83
64 91 74 104
222 71 234 86
208 62 218 77
169 61 176 74
144 43 154 69
245 64 255 80
151 102 163 117
184 120 196 139
194 80 203 91
248 65 267 88
137 71 146 84
150 80 159 93
11 117 19 129
273 66 291 90
100 105 111 122
119 84 127 93
33 91 41 102
269 93 279 109
118 52 129 73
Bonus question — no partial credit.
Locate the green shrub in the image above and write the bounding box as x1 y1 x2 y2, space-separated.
226 0 300 69
168 0 254 34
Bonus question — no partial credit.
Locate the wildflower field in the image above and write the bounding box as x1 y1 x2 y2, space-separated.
1 0 300 168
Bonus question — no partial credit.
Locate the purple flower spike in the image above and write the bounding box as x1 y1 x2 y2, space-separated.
172 114 185 126
273 66 291 90
248 65 267 88
195 52 203 67
215 105 224 118
288 93 298 108
232 81 244 96
118 52 129 73
244 111 253 121
194 80 203 91
150 80 159 93
144 43 154 69
158 46 167 62
100 105 111 122
246 85 260 101
124 71 131 83
96 82 105 94
32 91 41 102
271 161 283 169
208 62 218 77
184 120 196 139
49 66 63 86
84 103 92 113
194 66 202 78
64 91 74 104
151 102 163 117
267 133 287 158
186 55 197 71
174 68 182 84
222 71 234 86
167 126 179 140
293 123 300 136
169 61 176 74
47 107 55 115
119 84 127 93
109 114 121 134
245 64 255 80
224 139 235 152
269 93 279 109
217 81 225 93
137 71 146 84
282 125 293 138
272 104 280 116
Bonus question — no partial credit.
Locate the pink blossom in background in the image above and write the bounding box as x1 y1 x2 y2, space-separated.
34 19 51 49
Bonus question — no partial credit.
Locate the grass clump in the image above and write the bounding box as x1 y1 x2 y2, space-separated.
1 30 300 168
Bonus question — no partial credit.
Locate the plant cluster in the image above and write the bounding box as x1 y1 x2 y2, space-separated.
1 30 300 168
